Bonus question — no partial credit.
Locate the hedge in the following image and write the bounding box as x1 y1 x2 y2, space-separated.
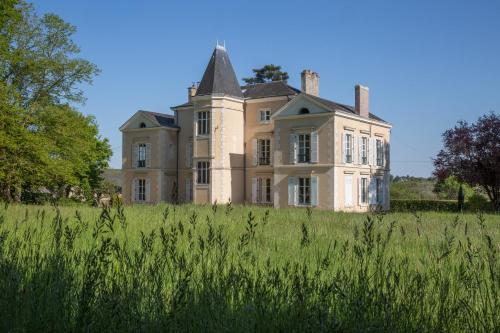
390 199 494 212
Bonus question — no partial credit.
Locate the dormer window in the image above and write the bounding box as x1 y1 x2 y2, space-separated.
299 107 310 114
139 122 146 128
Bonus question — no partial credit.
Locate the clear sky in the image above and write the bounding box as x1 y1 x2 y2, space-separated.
32 0 500 177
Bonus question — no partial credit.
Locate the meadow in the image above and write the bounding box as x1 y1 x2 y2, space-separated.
0 202 498 332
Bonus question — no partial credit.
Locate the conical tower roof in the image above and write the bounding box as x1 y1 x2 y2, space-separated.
196 45 243 98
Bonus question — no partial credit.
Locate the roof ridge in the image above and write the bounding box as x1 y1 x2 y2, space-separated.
241 80 287 87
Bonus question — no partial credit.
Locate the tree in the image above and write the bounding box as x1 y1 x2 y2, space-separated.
457 184 464 212
0 0 110 202
242 64 289 84
433 176 474 200
433 112 500 211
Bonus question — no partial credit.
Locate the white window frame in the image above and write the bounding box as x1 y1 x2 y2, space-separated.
196 161 210 184
137 178 146 201
298 177 311 205
256 177 272 204
259 109 271 123
297 133 311 163
345 133 353 164
196 111 210 136
133 178 149 203
257 139 271 166
361 137 368 165
138 143 147 168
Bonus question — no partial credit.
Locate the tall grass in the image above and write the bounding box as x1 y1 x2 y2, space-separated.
0 202 498 332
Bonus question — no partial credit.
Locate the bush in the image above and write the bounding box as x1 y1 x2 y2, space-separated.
391 199 458 212
391 198 494 212
467 194 491 211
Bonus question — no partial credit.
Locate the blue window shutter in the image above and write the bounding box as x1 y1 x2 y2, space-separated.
288 177 296 206
252 139 258 166
311 176 318 206
133 144 139 168
311 130 318 163
146 143 151 168
289 134 297 164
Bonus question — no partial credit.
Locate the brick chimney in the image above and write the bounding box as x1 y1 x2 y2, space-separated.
355 84 369 118
188 82 198 102
301 70 319 96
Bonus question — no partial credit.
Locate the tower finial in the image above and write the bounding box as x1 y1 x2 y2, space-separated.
215 39 226 51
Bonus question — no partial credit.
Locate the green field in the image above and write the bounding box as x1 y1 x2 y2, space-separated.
0 203 498 332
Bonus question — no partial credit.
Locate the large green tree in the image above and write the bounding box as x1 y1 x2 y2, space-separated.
433 112 500 211
242 64 289 84
0 0 111 202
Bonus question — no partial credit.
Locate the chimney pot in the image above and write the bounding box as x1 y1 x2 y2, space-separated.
301 70 319 96
355 84 369 118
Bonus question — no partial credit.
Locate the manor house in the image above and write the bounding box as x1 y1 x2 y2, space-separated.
120 45 391 211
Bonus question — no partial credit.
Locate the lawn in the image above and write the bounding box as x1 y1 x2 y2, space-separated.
0 202 498 332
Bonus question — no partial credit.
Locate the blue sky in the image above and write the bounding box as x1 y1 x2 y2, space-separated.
32 0 500 177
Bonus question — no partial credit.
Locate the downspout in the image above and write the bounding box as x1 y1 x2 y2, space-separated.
176 127 179 204
243 100 246 205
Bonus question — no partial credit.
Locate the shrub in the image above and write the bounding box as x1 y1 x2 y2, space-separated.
391 199 458 212
391 198 495 212
467 193 491 211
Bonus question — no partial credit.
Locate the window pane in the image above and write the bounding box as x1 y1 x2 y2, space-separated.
346 134 352 163
298 177 311 204
266 178 271 202
197 112 210 135
258 139 271 165
138 144 146 167
298 134 311 163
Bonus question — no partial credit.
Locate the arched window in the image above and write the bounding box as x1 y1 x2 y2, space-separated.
299 107 310 114
139 122 146 128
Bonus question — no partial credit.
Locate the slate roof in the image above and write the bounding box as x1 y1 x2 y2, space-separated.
304 94 388 123
241 81 300 99
196 46 244 98
139 111 179 128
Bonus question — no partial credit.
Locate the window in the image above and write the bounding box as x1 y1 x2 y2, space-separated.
139 122 146 128
197 111 210 135
376 178 383 204
259 109 271 122
256 177 272 203
196 161 210 184
345 134 353 163
258 139 271 165
136 179 146 202
138 143 147 168
360 177 368 204
361 137 368 165
376 139 384 166
298 133 311 163
298 177 311 205
299 107 310 114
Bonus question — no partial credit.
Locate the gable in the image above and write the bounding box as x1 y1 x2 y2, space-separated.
119 112 158 131
272 94 331 119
